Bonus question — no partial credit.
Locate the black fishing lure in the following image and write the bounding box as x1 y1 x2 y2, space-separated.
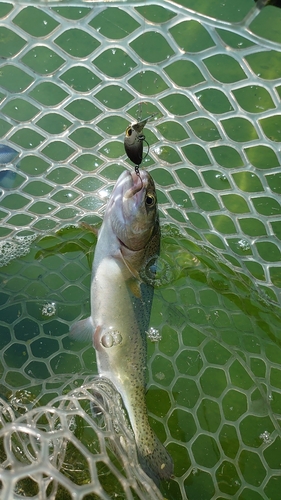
124 114 156 170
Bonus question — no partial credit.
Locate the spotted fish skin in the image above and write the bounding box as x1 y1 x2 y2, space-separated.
70 169 173 482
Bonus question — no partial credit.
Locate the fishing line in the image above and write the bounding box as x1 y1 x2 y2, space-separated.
134 134 150 177
134 164 143 193
123 1 151 180
135 0 146 174
138 1 146 122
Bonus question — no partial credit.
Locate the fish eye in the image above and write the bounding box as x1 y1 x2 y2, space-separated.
145 193 155 206
126 126 133 137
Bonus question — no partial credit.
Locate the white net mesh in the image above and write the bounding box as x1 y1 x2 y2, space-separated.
1 1 281 499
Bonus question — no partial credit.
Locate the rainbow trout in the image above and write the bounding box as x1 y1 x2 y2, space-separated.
70 169 173 482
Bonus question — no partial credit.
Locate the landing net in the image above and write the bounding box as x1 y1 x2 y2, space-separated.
1 1 281 499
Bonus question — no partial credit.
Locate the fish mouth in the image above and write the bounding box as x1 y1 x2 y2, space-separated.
108 169 151 252
123 170 144 199
110 169 144 201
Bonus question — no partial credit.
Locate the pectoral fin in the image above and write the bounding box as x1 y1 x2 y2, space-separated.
127 278 142 298
118 248 141 281
69 317 94 342
118 250 142 298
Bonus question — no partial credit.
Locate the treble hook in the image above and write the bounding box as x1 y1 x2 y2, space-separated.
133 164 143 190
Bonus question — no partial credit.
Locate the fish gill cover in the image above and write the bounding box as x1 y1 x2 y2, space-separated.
1 0 281 499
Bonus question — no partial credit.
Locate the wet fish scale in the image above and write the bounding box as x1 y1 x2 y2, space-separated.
70 169 173 483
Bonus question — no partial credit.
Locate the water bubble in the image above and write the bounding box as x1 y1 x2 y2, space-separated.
42 302 56 317
154 146 163 155
43 20 47 25
99 189 110 200
259 430 272 444
101 329 122 347
111 49 116 54
215 173 227 181
237 239 250 251
146 327 162 342
101 333 113 348
112 332 122 345
0 234 37 268
140 255 173 287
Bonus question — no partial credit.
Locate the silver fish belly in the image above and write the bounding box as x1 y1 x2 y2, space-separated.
70 169 173 483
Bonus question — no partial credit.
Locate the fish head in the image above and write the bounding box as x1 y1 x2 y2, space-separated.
106 169 159 255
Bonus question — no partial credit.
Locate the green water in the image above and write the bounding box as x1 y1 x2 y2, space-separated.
1 1 281 499
1 225 281 499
